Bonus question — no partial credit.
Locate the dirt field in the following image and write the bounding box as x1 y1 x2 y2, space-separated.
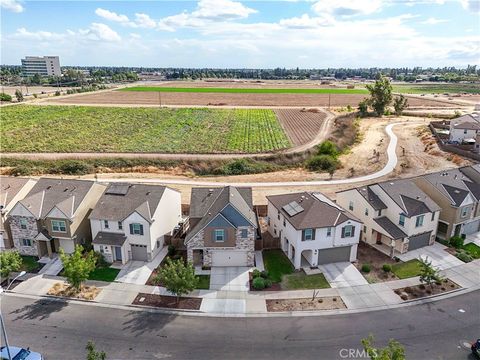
274 109 327 146
1 85 73 96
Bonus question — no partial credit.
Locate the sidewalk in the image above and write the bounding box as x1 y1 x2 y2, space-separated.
10 259 480 316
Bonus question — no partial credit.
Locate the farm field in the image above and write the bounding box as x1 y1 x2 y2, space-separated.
274 109 327 146
120 86 368 94
0 105 291 153
392 83 480 94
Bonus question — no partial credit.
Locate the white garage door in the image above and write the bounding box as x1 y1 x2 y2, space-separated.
462 220 480 236
211 251 248 267
131 244 148 261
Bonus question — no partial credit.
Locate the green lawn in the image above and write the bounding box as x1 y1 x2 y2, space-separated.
282 272 330 290
1 105 290 154
88 267 120 282
262 249 294 283
20 255 41 272
195 275 210 290
120 86 368 94
462 243 480 259
391 259 423 279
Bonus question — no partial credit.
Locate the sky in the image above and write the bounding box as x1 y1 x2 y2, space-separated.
1 0 479 68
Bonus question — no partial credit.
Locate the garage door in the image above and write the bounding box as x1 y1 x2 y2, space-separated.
131 244 148 261
317 246 351 265
462 220 480 236
408 232 431 251
211 251 248 267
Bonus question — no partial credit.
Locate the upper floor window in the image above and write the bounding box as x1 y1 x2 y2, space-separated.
214 229 225 242
378 210 382 217
326 227 332 237
415 215 425 228
240 229 248 238
341 225 355 238
22 238 32 246
130 223 144 235
365 208 369 216
283 219 286 227
51 220 66 232
20 218 28 230
103 220 109 229
349 201 354 211
461 206 469 218
303 228 314 241
399 214 406 227
431 212 435 221
118 221 123 230
277 210 281 220
464 129 468 134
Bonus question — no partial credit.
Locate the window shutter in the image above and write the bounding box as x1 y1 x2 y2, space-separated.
139 225 144 236
301 230 305 241
341 227 345 238
312 229 316 240
129 224 134 234
351 226 355 237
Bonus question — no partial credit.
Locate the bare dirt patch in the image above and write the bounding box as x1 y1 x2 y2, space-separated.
394 279 460 301
274 108 327 146
132 293 202 310
354 243 399 283
47 282 101 300
266 296 346 312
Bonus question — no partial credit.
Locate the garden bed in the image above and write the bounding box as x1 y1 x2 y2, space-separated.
20 255 44 273
47 283 101 300
145 250 187 286
354 243 399 283
266 296 346 312
132 293 202 310
394 279 461 301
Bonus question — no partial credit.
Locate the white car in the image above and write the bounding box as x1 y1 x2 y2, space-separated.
0 346 43 360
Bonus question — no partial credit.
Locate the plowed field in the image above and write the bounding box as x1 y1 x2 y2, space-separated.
275 109 327 146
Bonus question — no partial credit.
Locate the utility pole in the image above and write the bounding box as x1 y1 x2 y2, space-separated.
328 93 331 110
159 91 162 108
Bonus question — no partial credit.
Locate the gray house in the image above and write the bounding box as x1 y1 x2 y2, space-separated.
185 186 258 267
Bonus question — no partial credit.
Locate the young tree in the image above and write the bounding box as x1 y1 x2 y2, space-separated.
361 334 406 360
358 99 369 117
419 257 443 290
156 258 197 303
0 251 22 284
365 76 393 117
14 89 24 102
59 245 96 291
393 95 409 115
86 340 106 360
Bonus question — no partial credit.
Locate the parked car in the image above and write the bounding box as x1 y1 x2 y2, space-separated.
0 346 43 360
472 339 480 359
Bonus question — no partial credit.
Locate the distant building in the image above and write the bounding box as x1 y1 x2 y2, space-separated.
449 113 480 143
21 56 61 77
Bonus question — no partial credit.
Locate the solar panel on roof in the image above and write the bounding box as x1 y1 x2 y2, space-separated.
106 184 130 195
282 201 304 217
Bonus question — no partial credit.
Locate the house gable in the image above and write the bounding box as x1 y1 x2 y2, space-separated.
206 213 236 229
45 206 69 220
9 202 36 218
220 204 254 227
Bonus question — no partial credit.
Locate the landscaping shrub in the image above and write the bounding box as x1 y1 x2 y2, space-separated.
252 269 262 279
0 93 12 102
317 140 339 157
264 278 273 288
50 160 93 175
252 277 266 290
55 91 61 96
382 264 392 273
361 264 371 273
167 245 176 257
455 250 473 263
260 270 269 279
305 154 339 173
449 236 464 249
93 251 109 268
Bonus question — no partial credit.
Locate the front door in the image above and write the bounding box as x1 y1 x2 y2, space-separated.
114 246 122 261
50 239 56 253
376 232 382 244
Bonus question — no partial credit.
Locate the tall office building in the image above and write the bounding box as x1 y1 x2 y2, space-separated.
21 56 61 77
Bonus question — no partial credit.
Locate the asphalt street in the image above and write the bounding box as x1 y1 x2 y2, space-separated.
1 291 479 360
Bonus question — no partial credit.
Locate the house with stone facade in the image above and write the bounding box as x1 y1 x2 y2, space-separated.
185 186 258 267
0 177 37 249
8 178 106 258
267 192 362 269
336 179 441 257
89 183 181 264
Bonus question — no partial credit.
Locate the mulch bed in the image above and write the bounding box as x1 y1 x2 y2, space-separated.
133 293 202 310
248 272 282 291
394 279 461 301
354 242 399 283
266 296 346 312
47 283 101 300
145 250 187 286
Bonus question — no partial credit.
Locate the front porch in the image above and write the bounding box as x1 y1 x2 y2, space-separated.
35 231 59 259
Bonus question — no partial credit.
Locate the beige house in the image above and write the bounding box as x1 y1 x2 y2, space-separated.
8 178 106 258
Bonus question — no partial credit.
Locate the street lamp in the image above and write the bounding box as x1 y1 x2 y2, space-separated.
0 270 27 360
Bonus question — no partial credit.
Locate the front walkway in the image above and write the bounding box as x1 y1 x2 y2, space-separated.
319 262 368 288
465 231 480 247
38 255 63 276
397 243 463 270
114 247 167 285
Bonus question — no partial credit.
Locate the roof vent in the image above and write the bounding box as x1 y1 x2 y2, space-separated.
46 186 52 190
454 175 457 179
454 190 460 194
146 191 151 196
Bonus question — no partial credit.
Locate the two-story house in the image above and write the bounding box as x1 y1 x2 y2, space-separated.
0 177 37 249
89 183 181 264
267 192 362 269
8 178 105 258
449 113 480 143
185 186 258 267
413 168 480 239
337 179 441 257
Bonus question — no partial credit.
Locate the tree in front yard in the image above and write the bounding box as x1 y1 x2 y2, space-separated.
361 334 405 360
156 258 197 303
86 340 106 360
419 257 443 290
0 251 22 284
60 245 96 291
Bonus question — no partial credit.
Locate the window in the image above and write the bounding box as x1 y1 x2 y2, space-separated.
464 129 468 134
283 219 286 227
277 210 280 220
156 240 161 248
118 221 123 230
214 229 225 242
240 229 248 238
365 208 369 216
341 225 354 238
363 225 367 233
103 220 109 229
130 223 144 235
415 215 425 228
378 210 382 217
99 245 104 253
399 214 405 227
303 228 314 241
431 212 435 221
51 220 66 232
326 227 332 237
349 201 354 211
461 206 469 218
22 238 32 246
20 218 28 230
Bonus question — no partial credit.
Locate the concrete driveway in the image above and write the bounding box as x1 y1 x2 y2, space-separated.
397 243 463 270
319 262 368 288
114 247 167 285
466 231 480 247
209 267 250 291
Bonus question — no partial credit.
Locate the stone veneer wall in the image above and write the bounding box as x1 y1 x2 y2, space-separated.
9 216 39 256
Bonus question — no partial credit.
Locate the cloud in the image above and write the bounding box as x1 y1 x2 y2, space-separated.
312 0 383 17
82 23 121 42
459 0 480 12
95 8 129 23
1 0 24 13
134 13 157 28
279 14 334 28
421 17 449 24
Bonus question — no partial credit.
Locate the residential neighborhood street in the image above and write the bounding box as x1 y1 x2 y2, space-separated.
2 291 479 359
